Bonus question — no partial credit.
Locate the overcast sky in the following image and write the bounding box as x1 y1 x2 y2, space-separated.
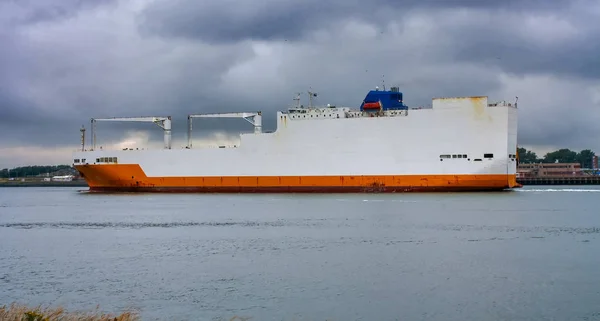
1 0 600 167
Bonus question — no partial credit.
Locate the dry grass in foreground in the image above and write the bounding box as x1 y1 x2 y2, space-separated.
0 303 139 321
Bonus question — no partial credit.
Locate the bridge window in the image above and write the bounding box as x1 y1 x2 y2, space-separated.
95 157 118 163
445 154 469 159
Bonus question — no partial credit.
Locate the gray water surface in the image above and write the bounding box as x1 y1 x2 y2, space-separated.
1 186 599 320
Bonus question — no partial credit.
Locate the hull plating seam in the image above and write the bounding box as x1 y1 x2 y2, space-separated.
76 164 520 193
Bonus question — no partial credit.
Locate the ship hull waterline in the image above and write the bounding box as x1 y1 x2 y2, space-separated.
75 164 521 193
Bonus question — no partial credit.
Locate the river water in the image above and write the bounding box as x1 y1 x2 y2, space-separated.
1 186 599 320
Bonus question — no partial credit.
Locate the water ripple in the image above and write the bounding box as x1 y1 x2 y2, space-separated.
0 221 297 229
516 188 600 193
427 223 600 235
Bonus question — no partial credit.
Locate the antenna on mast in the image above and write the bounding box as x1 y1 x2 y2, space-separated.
293 92 301 108
382 74 386 91
307 87 317 108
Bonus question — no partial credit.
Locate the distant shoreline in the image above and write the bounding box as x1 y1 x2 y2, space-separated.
0 180 88 187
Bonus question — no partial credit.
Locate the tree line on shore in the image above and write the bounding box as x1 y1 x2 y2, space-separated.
0 165 73 178
518 147 596 168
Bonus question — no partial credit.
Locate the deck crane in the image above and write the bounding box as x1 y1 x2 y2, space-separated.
90 116 172 150
187 112 262 149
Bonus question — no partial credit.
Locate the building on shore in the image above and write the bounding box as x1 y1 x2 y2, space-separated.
517 163 583 178
51 175 74 182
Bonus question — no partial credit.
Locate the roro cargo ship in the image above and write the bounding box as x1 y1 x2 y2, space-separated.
71 86 521 193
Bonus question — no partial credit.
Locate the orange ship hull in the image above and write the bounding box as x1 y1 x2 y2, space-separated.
75 164 521 193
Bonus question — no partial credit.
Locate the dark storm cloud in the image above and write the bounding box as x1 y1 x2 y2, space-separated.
0 86 86 148
0 89 32 127
139 0 575 44
0 0 258 148
0 32 88 146
435 8 600 81
140 0 600 81
0 0 117 27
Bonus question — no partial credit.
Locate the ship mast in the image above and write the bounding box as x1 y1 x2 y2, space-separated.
80 125 86 151
307 89 317 108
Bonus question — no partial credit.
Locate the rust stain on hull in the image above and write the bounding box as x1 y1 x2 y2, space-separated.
468 96 487 120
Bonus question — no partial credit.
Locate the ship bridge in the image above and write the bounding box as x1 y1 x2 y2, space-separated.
360 86 408 112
